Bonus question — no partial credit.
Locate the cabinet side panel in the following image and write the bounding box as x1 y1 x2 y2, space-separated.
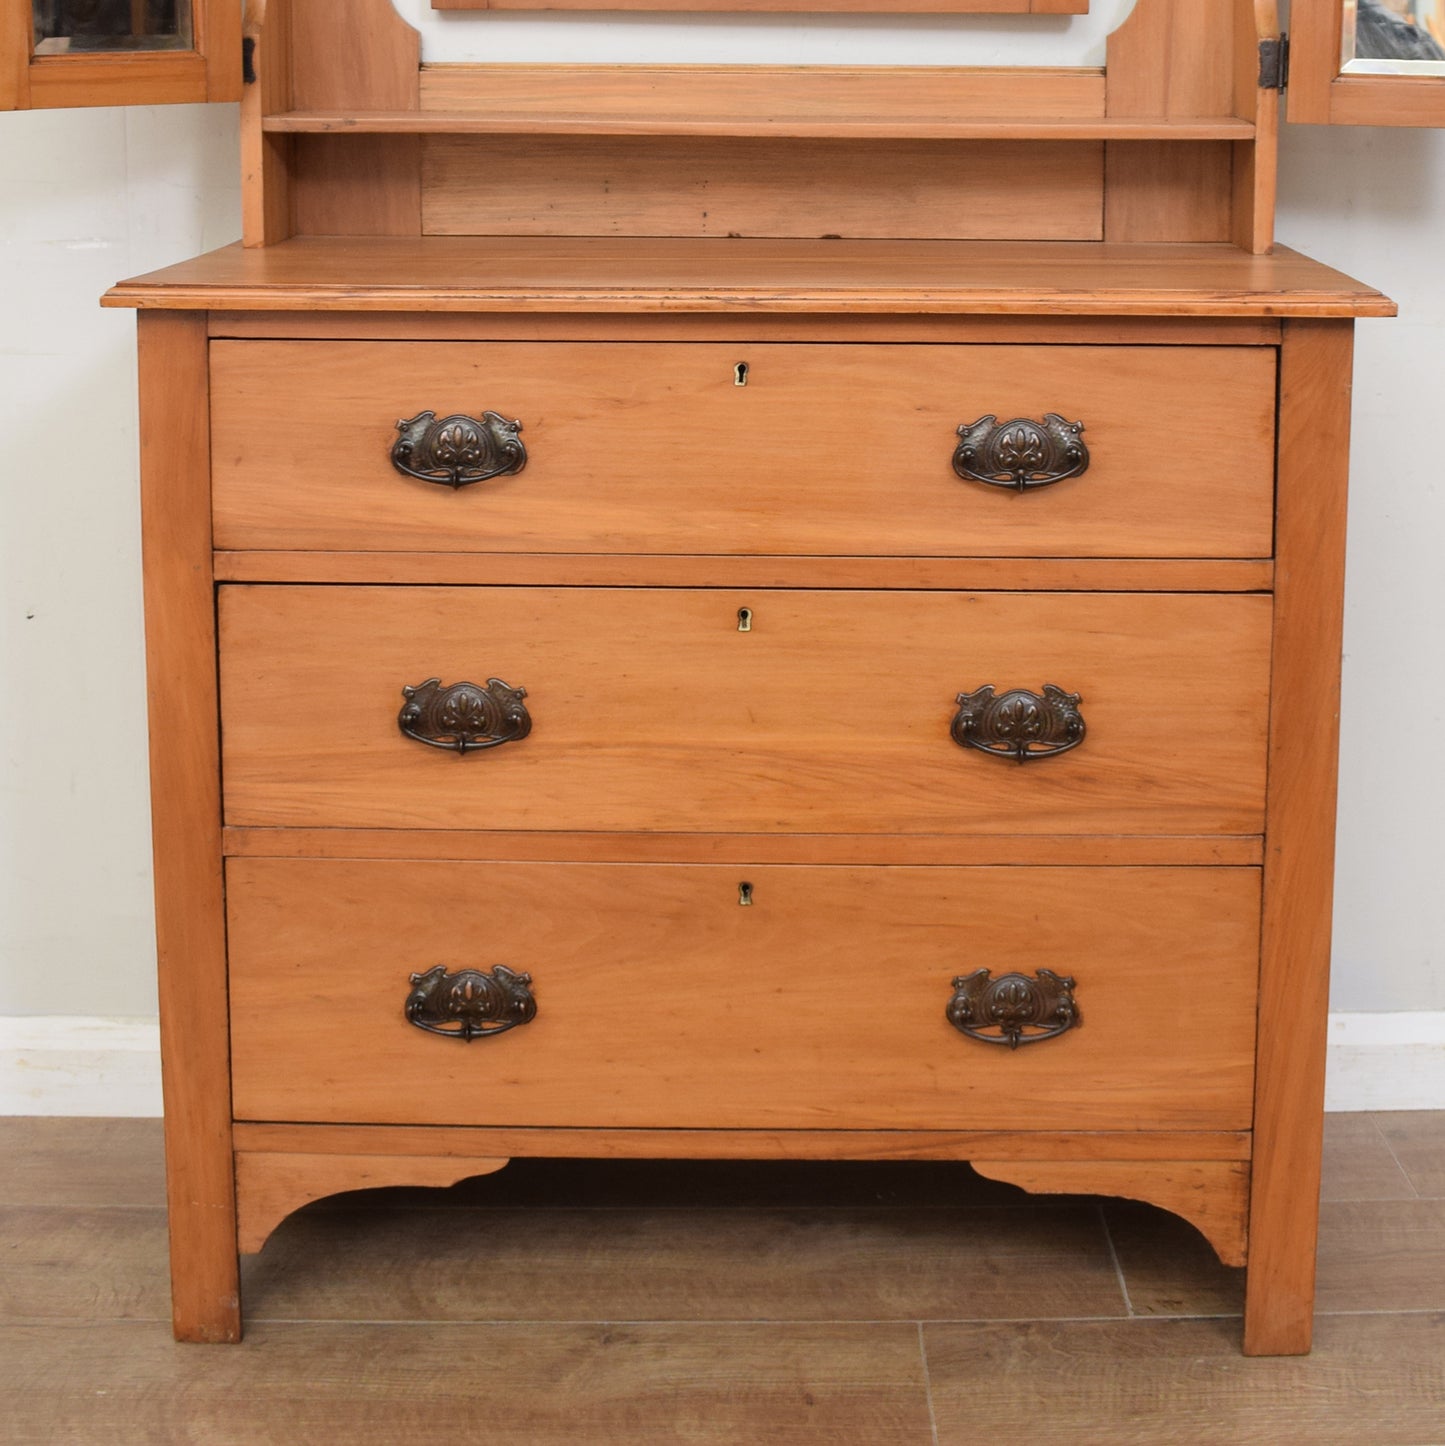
1244 318 1354 1357
137 311 240 1343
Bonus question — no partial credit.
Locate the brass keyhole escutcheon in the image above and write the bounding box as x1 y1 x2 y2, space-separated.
734 361 750 387
738 882 754 906
737 607 753 632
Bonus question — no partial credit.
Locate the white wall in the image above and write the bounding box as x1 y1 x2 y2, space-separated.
0 8 1443 1032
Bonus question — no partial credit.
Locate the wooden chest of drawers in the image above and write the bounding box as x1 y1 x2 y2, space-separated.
107 234 1390 1356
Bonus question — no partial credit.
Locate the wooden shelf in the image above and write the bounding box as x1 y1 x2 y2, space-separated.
261 110 1258 141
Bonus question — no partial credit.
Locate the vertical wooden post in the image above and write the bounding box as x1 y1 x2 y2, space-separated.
138 310 241 1344
0 0 33 111
1244 318 1355 1356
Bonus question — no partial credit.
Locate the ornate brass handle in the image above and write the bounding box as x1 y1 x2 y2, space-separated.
947 969 1080 1049
405 965 537 1040
953 414 1088 492
951 684 1085 764
398 678 531 755
391 409 527 488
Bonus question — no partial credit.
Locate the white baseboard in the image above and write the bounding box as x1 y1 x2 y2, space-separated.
2 1013 1442 1117
0 1017 163 1117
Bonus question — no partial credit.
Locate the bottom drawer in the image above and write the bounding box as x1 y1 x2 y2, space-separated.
227 859 1259 1132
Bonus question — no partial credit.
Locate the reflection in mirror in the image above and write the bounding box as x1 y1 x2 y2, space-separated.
1344 0 1445 74
32 0 193 54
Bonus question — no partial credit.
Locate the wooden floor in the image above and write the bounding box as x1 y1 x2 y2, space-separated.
3 1114 1443 1444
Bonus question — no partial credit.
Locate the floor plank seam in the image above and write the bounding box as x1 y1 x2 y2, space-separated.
916 1321 941 1446
1097 1202 1136 1319
1371 1114 1425 1199
238 1313 1148 1327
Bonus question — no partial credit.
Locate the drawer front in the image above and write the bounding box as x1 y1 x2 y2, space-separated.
219 586 1271 835
227 859 1260 1131
211 341 1276 559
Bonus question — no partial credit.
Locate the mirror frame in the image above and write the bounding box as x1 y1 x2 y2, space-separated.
1289 0 1445 124
1 0 241 110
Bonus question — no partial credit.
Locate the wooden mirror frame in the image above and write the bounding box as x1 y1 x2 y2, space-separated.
1 0 241 109
1289 0 1445 124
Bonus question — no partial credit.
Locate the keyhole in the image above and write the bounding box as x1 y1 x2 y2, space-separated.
734 361 749 387
738 882 754 907
737 607 753 633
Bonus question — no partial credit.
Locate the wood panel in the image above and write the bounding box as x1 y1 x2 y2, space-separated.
419 63 1106 124
204 311 1284 345
101 237 1397 317
235 1152 510 1253
218 587 1273 836
292 134 422 237
972 1159 1250 1266
226 860 1262 1131
221 828 1267 867
232 1121 1255 1162
1104 142 1234 244
210 341 1276 559
421 137 1103 242
211 554 1276 593
241 0 292 247
136 312 239 1344
1244 320 1355 1358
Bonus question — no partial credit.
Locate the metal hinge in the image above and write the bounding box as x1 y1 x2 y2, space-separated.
242 35 256 85
1259 33 1289 91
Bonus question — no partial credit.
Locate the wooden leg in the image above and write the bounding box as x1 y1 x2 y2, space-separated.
139 312 241 1343
1242 320 1354 1357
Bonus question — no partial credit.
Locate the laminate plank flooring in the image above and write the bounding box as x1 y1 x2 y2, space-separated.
1 1112 1441 1445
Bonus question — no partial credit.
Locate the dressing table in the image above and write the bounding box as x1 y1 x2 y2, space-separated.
83 0 1401 1353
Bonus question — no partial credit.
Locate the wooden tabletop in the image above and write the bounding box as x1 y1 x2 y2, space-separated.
102 237 1395 318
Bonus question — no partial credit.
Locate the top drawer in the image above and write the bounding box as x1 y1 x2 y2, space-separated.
210 341 1276 559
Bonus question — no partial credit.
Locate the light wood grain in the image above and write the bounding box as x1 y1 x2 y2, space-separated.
205 311 1284 345
232 1121 1254 1162
220 828 1266 868
972 1159 1250 1266
102 238 1396 317
421 137 1103 241
266 112 1255 141
227 860 1261 1132
211 340 1275 559
137 312 239 1344
419 62 1106 124
1243 320 1355 1358
1103 141 1233 243
211 553 1276 593
0 0 31 110
218 587 1273 836
235 1152 509 1253
241 0 292 247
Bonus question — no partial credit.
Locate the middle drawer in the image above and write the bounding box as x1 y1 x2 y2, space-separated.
219 586 1271 835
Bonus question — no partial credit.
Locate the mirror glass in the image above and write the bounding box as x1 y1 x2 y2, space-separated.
1342 0 1445 74
32 0 193 54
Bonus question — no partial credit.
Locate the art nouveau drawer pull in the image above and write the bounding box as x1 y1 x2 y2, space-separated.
405 965 537 1041
951 684 1085 764
391 409 527 488
946 969 1080 1049
398 677 531 755
953 414 1088 492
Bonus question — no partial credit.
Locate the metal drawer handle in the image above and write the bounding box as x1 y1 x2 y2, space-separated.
405 965 537 1041
391 409 527 489
399 677 531 755
951 684 1085 764
953 414 1088 492
947 969 1080 1049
